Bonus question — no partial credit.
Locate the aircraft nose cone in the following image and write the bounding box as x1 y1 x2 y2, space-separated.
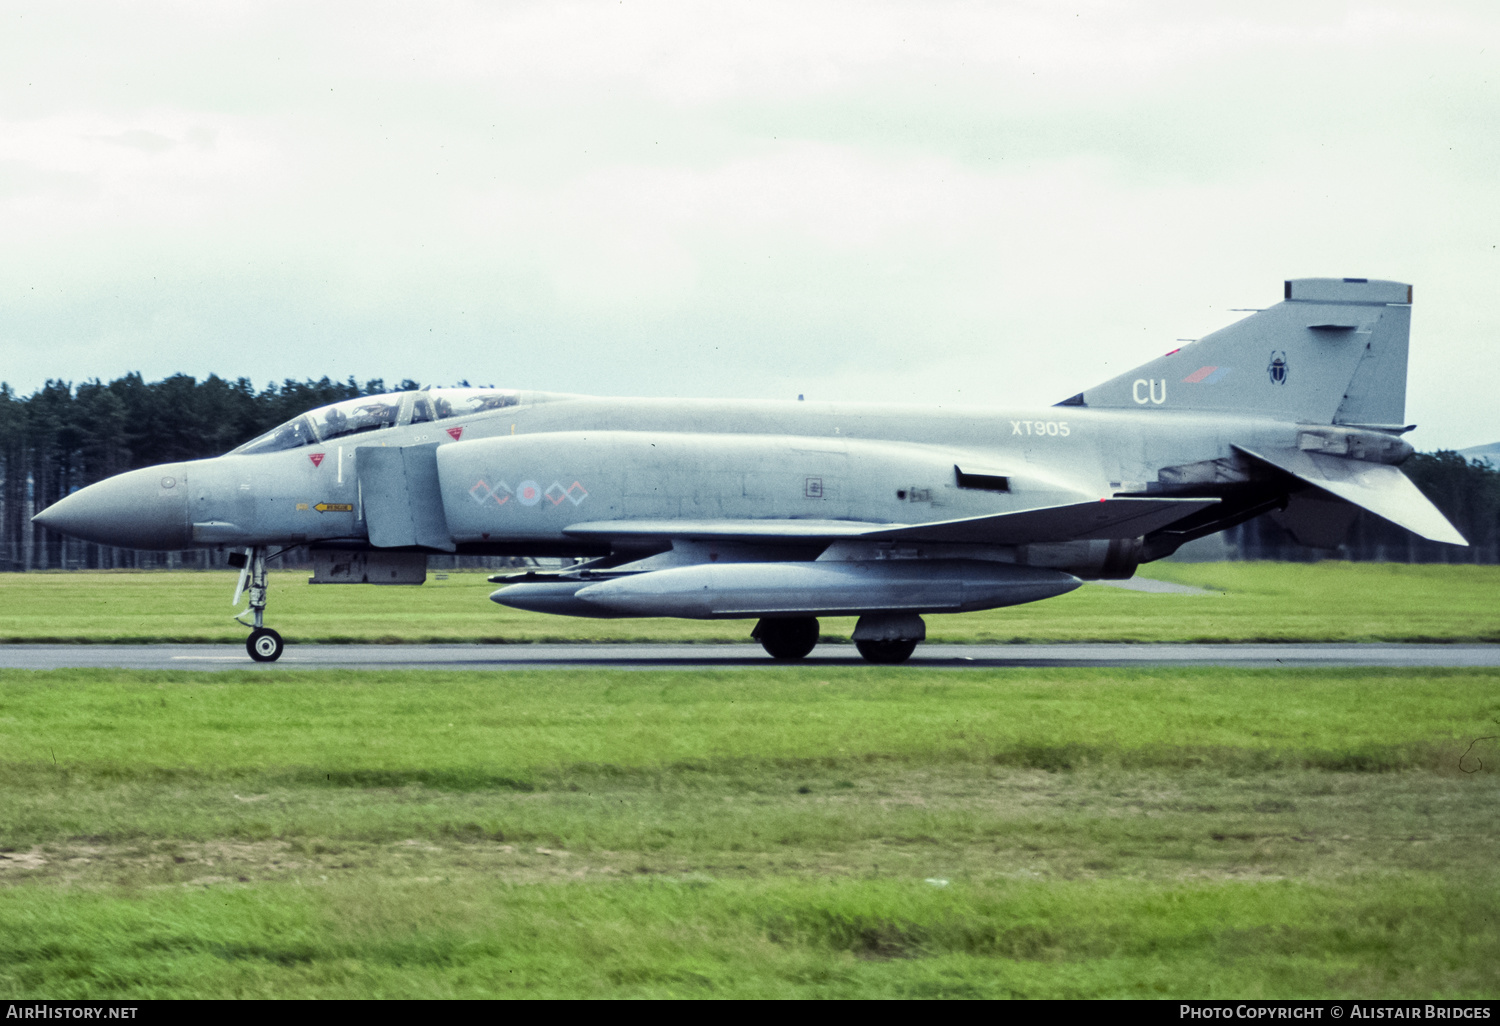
32 466 193 550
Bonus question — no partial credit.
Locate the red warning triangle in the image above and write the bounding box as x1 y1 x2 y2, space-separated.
309 452 325 467
446 426 464 441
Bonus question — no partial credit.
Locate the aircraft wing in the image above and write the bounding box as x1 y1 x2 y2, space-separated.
856 497 1219 544
1234 445 1467 546
562 498 1217 546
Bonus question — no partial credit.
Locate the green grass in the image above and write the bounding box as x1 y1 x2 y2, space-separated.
2 561 1499 644
0 667 1497 997
1 667 1494 780
4 876 1493 999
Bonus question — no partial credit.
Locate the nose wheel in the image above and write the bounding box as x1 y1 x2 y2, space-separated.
233 545 285 662
247 627 284 662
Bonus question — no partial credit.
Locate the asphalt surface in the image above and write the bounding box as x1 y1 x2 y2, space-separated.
2 642 1497 671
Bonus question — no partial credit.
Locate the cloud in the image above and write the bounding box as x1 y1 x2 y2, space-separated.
0 0 1497 447
0 112 284 241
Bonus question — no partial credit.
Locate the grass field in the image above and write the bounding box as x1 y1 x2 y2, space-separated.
1 561 1498 644
0 666 1496 998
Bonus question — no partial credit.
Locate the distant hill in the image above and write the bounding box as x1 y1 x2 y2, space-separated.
1460 442 1500 467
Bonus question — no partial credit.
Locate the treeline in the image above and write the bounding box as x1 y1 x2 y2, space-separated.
1 373 417 571
1225 451 1500 564
2 374 1498 569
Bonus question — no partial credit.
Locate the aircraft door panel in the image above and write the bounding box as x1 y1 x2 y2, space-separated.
232 476 256 532
401 445 455 550
357 444 456 552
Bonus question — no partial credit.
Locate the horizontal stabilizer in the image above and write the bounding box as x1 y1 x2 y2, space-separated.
1234 445 1467 546
564 497 1217 547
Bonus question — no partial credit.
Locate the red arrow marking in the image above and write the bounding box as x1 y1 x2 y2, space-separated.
447 426 464 441
309 453 325 467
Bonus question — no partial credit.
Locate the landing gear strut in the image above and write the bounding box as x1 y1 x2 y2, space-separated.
753 617 820 660
233 546 284 662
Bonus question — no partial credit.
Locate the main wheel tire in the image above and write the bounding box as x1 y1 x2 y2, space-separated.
247 627 284 663
755 617 820 660
855 638 918 664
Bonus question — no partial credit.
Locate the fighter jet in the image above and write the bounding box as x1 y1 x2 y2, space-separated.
33 277 1465 663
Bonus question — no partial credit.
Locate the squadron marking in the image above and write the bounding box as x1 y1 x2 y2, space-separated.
470 479 586 508
545 481 589 506
469 479 512 506
1132 379 1167 405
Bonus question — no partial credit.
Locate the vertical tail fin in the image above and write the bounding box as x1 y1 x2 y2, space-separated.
1065 278 1412 427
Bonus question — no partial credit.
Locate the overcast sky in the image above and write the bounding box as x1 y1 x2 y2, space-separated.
2 1 1497 449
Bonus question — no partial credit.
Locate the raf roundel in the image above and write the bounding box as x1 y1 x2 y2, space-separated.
516 480 542 506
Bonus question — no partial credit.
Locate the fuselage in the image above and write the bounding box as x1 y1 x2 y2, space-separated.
35 387 1355 557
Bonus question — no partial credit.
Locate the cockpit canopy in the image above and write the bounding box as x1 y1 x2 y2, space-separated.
230 388 524 456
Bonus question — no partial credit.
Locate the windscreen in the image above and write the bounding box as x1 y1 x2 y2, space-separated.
231 414 319 455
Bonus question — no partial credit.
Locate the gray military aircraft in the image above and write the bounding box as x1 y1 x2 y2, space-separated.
34 277 1465 663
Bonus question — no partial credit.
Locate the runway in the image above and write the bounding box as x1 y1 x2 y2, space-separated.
2 642 1498 671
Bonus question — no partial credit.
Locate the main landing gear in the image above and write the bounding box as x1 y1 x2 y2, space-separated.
232 546 284 662
753 612 927 664
854 638 919 664
753 617 821 660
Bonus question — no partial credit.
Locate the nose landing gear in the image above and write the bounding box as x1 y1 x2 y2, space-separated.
247 627 284 662
232 546 284 662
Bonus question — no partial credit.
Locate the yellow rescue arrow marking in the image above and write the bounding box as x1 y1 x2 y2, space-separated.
314 503 354 513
